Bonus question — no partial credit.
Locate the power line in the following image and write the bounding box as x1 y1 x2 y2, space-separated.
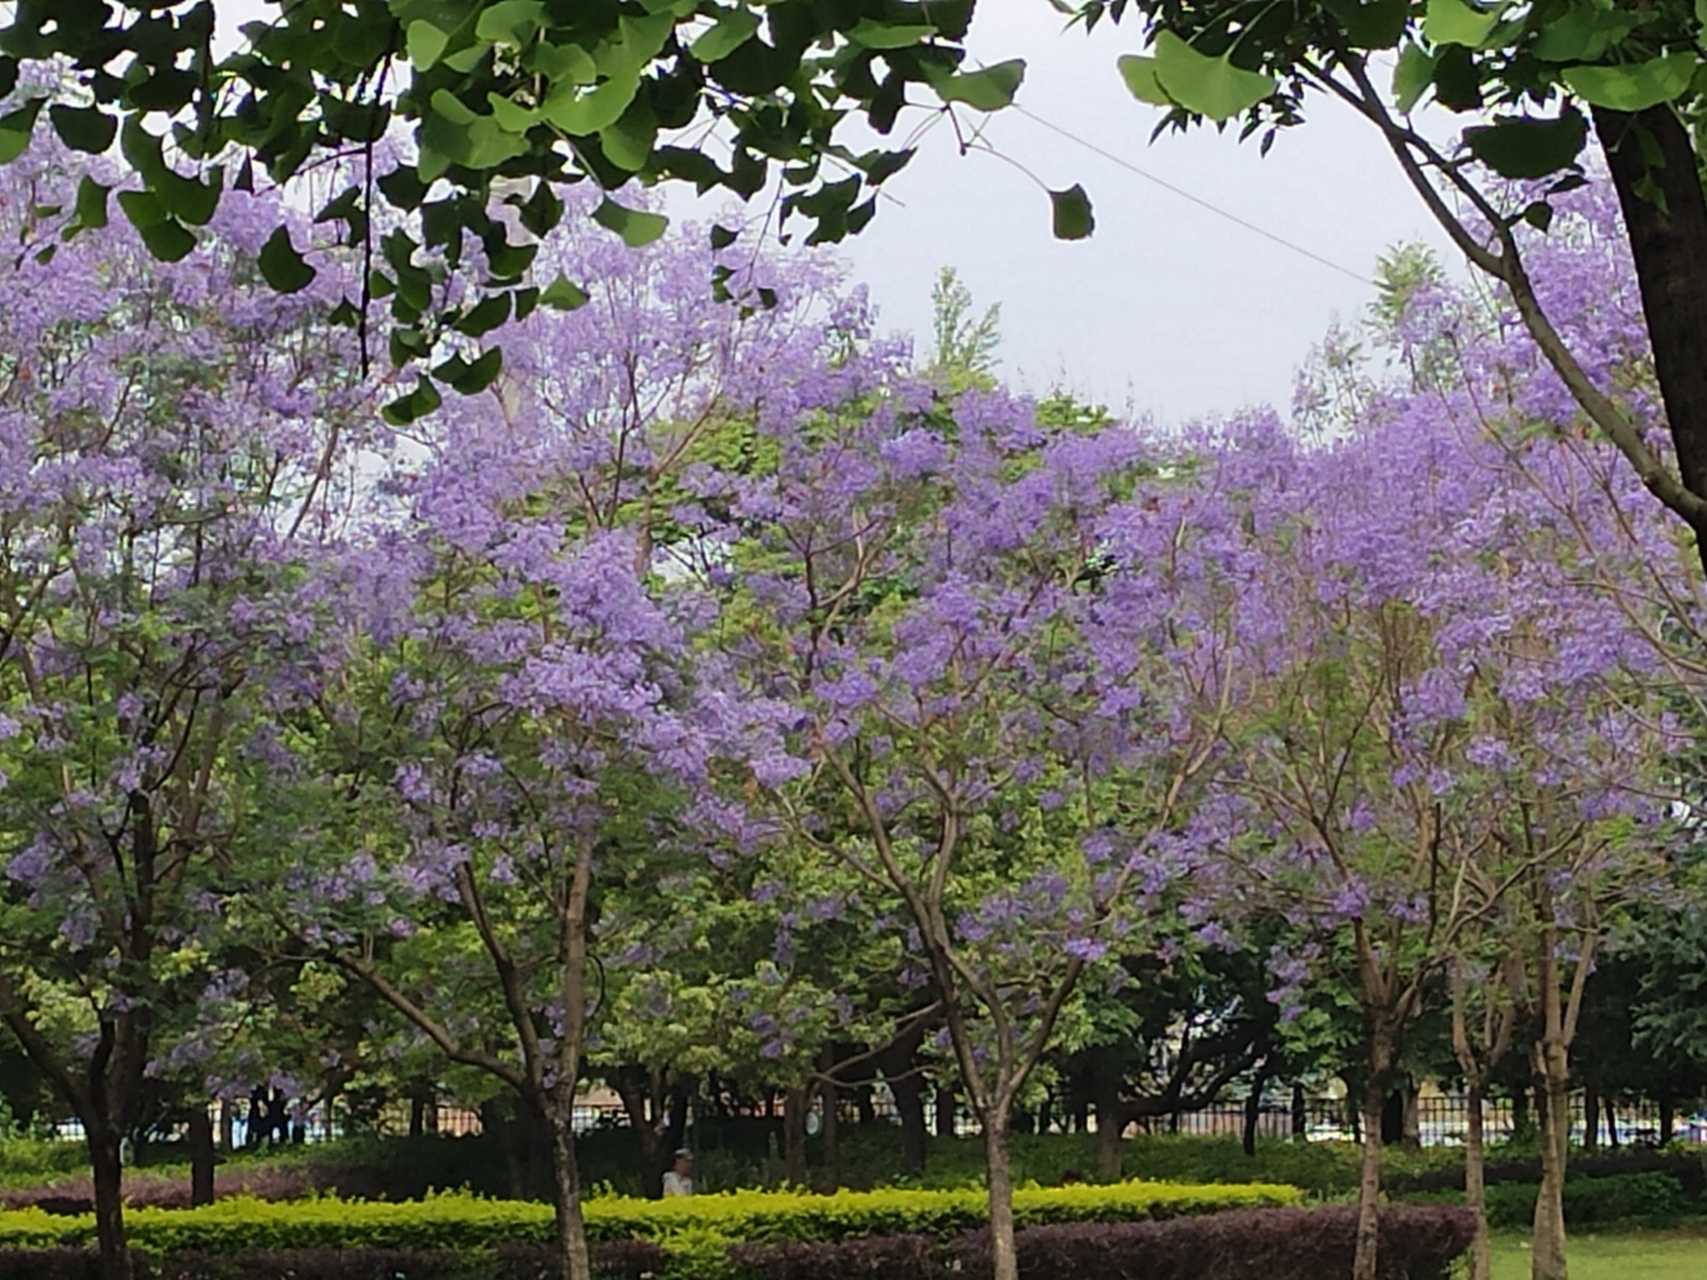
1011 104 1376 287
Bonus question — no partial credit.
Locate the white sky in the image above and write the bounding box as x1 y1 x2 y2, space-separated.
813 6 1457 425
214 0 1460 427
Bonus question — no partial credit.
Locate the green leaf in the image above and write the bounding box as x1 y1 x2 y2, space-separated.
1530 8 1637 63
927 59 1026 112
0 98 44 165
1563 52 1697 112
1049 184 1095 240
710 223 737 250
1152 31 1277 121
382 378 443 425
406 20 450 69
542 73 642 135
601 96 657 171
117 190 197 261
1424 0 1500 48
1117 55 1172 106
488 92 540 133
66 176 110 237
474 0 544 46
258 225 317 292
454 292 511 336
1393 44 1437 112
1320 0 1411 49
540 273 589 309
436 346 504 393
847 19 936 49
528 40 599 83
592 197 667 247
49 105 116 154
1464 109 1587 179
690 9 760 62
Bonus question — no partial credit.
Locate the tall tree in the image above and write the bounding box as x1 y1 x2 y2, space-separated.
0 146 375 1279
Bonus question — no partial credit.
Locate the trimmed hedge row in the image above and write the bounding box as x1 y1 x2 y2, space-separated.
1420 1171 1693 1228
0 1206 1478 1280
0 1181 1302 1254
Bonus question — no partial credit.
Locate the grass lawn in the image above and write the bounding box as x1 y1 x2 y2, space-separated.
1489 1226 1707 1280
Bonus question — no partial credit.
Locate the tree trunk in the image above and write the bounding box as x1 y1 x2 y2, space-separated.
219 1101 235 1152
893 1074 927 1175
1531 1052 1570 1280
784 1084 810 1186
89 1120 131 1280
935 1082 956 1139
1242 1064 1268 1158
1291 1080 1307 1142
1660 1094 1675 1146
547 1110 593 1280
483 1098 527 1200
1095 1099 1127 1181
613 1066 669 1198
984 1111 1019 1280
819 1053 839 1188
1582 1081 1598 1151
1593 104 1707 559
1353 1071 1385 1280
1604 1095 1618 1148
1464 1078 1492 1280
188 1106 216 1208
409 1093 427 1139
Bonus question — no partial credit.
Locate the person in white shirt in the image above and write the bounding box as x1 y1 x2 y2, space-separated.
661 1149 694 1197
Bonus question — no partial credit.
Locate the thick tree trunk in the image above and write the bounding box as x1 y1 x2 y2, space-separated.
89 1120 131 1280
892 1074 928 1175
1095 1098 1127 1181
613 1067 669 1198
1464 1079 1492 1280
1593 104 1707 560
188 1106 216 1208
783 1084 810 1186
548 1111 593 1280
984 1112 1019 1280
1353 1072 1385 1280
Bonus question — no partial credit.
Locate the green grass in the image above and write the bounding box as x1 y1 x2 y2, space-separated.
1489 1226 1707 1280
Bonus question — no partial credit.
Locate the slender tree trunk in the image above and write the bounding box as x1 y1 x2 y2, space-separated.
1582 1081 1598 1151
188 1105 216 1208
1660 1094 1674 1146
1603 1096 1618 1148
1354 1071 1386 1280
1242 1064 1269 1158
548 1110 593 1280
1464 1078 1492 1280
1291 1080 1307 1142
219 1100 234 1151
819 1049 839 1188
88 1119 131 1280
984 1111 1019 1280
935 1082 956 1138
1531 1048 1571 1280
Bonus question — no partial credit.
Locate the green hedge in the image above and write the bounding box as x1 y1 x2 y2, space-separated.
0 1181 1301 1255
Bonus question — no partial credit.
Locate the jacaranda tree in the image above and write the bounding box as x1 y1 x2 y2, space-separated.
0 145 377 1279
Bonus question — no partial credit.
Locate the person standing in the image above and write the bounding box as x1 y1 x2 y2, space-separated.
662 1149 694 1197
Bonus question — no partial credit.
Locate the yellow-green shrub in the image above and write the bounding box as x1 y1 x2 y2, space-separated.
0 1180 1301 1255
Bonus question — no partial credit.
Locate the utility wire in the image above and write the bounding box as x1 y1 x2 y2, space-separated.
1012 103 1376 287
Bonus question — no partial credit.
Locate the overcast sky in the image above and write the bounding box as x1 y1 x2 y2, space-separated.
807 7 1457 426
